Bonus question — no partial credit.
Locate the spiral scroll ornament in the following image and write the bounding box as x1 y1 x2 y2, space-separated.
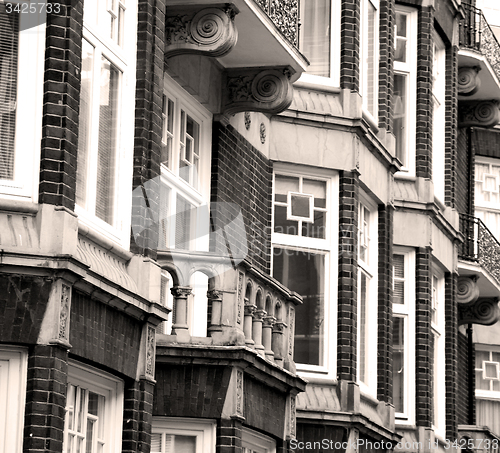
459 100 500 127
458 67 481 96
459 298 500 326
457 277 480 304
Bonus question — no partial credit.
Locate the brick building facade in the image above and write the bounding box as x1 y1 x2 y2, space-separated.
2 0 500 452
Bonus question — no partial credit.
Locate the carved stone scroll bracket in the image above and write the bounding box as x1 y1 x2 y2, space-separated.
222 67 294 115
458 297 500 326
165 5 238 59
459 100 500 127
457 276 480 305
458 66 481 96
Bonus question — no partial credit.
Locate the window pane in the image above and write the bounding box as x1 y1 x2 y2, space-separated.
364 1 376 115
96 57 120 225
394 73 407 166
159 183 171 249
395 13 407 62
301 0 331 77
273 248 325 366
88 392 99 416
290 194 310 218
175 195 193 250
302 210 326 239
274 205 298 235
393 317 405 413
151 434 162 453
0 5 18 180
275 175 299 198
76 40 95 208
175 435 196 453
359 271 368 383
303 179 326 207
393 254 405 304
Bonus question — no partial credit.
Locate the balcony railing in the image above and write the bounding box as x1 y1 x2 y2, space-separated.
459 214 500 286
459 4 500 83
254 0 299 47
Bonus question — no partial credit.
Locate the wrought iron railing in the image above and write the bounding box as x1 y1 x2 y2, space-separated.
254 0 299 47
459 3 500 83
459 213 500 286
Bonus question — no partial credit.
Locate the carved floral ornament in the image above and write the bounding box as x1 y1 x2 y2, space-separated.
165 5 238 58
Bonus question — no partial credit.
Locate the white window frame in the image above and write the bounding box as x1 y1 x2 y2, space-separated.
75 0 138 248
298 0 341 88
271 164 338 377
475 345 500 400
357 192 378 397
474 156 500 240
392 247 416 425
63 361 124 453
0 347 27 453
394 6 417 176
361 0 379 122
159 74 212 253
0 2 45 201
151 417 216 453
431 266 446 439
242 427 276 453
432 32 446 202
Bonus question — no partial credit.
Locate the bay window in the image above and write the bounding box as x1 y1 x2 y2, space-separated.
394 6 417 174
152 418 216 453
63 362 124 453
357 195 378 395
271 166 338 375
299 0 340 86
392 249 415 423
75 0 137 245
0 2 45 199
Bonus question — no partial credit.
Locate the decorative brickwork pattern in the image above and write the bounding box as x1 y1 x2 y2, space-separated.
415 247 432 426
153 364 231 417
0 275 52 344
23 345 68 453
415 7 434 179
39 0 83 208
131 0 166 257
217 418 242 453
445 46 458 208
243 376 287 438
337 171 359 381
123 379 155 453
378 0 394 132
211 123 272 273
377 204 393 403
69 290 142 378
445 272 458 441
340 0 360 91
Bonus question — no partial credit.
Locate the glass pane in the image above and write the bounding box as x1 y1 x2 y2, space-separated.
88 392 99 416
359 271 368 383
273 248 325 366
303 179 326 207
0 4 18 180
175 195 193 250
76 40 95 208
291 194 311 218
151 433 162 453
301 0 331 77
365 2 376 115
175 436 196 453
86 419 95 453
159 183 171 249
274 205 298 235
275 175 299 197
76 388 86 433
485 362 499 379
302 210 326 239
394 73 407 166
96 57 120 225
395 13 407 63
393 317 405 413
67 385 77 430
476 350 490 368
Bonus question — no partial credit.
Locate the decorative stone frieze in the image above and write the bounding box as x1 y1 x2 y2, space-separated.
458 298 500 326
458 66 481 96
165 5 238 58
458 100 500 127
222 67 294 115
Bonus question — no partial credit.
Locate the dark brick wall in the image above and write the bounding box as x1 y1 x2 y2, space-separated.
131 0 166 257
39 0 83 208
457 330 472 425
415 7 434 179
123 379 154 453
243 376 286 439
445 272 458 441
378 0 394 133
217 418 242 453
340 0 360 91
210 123 272 274
445 46 458 208
377 204 393 403
337 171 359 381
153 364 231 417
456 128 472 216
69 290 142 378
293 423 347 453
415 247 432 427
0 275 52 344
23 345 68 453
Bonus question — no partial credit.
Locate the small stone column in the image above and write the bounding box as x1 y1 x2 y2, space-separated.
272 321 286 367
207 289 223 335
170 286 192 342
262 315 276 361
252 309 266 356
243 301 256 346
